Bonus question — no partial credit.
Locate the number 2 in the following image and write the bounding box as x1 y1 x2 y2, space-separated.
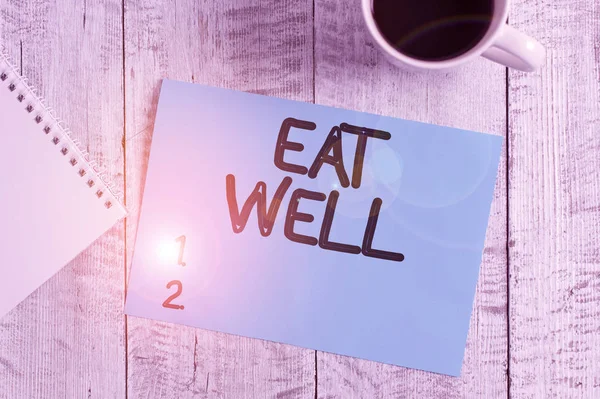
176 235 187 266
162 280 184 310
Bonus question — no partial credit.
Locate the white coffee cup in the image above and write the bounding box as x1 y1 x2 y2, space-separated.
362 0 545 72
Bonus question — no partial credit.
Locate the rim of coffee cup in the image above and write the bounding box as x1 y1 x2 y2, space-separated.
361 0 509 70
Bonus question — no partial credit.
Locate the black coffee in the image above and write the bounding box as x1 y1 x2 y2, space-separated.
372 0 494 61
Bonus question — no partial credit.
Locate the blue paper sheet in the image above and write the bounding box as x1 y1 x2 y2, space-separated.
125 79 502 376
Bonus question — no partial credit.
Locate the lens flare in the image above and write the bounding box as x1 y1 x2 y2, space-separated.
156 239 179 265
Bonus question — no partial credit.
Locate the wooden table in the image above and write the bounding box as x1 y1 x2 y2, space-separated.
0 0 598 398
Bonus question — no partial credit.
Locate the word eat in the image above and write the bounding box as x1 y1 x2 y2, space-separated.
225 117 404 262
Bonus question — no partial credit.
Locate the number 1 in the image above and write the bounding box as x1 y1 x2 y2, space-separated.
176 235 186 266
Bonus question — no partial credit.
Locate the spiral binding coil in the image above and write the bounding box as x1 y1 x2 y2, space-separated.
0 50 124 210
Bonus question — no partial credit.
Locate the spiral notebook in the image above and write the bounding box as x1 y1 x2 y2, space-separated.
0 52 127 320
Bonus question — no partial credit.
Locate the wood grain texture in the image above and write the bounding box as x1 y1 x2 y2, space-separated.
123 0 316 397
0 0 125 398
507 0 600 397
313 0 508 397
2 0 596 397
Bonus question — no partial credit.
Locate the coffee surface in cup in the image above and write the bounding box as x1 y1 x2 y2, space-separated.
372 0 494 61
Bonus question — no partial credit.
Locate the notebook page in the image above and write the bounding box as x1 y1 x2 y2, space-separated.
0 58 126 319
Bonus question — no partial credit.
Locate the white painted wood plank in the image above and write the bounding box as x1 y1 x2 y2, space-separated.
313 1 508 397
0 0 125 398
124 1 316 397
507 0 600 397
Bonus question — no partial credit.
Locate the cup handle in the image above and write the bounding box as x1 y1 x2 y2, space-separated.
481 25 545 72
